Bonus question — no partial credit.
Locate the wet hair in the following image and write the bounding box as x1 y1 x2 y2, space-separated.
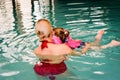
53 28 70 43
35 19 52 41
36 19 51 25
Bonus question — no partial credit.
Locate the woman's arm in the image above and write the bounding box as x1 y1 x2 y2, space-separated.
53 43 84 56
81 42 90 54
34 46 42 58
70 51 83 56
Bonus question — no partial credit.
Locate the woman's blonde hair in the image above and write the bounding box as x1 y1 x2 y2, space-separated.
35 19 53 41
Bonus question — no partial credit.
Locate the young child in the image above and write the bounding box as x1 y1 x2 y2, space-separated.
52 28 85 49
52 27 120 53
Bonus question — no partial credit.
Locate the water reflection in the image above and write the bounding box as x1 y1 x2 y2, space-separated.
13 0 33 33
65 2 108 27
0 0 14 34
0 0 120 80
0 0 37 64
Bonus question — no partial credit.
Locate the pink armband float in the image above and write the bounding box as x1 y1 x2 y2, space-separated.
52 36 62 44
66 36 81 48
52 35 82 49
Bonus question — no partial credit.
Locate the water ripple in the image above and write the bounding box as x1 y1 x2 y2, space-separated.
93 71 105 75
0 71 20 76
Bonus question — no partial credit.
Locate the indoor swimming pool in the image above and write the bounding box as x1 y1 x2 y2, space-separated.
0 0 120 80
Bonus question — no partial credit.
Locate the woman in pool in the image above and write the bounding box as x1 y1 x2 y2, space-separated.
52 27 120 53
34 19 85 80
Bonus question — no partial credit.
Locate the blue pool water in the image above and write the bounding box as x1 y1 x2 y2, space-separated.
0 0 120 80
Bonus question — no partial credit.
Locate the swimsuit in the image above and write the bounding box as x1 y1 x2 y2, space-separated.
34 61 67 76
34 40 67 76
